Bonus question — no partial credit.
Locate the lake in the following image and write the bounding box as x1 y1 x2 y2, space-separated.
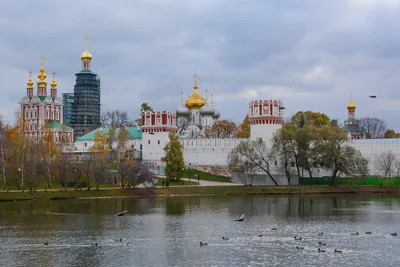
0 195 400 267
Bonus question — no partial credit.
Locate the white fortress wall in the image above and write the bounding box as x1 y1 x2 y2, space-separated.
181 138 249 166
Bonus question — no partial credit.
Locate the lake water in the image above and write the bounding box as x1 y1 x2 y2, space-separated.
1 195 400 267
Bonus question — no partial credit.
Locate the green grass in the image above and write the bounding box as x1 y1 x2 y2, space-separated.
155 178 198 187
182 169 232 183
3 184 400 201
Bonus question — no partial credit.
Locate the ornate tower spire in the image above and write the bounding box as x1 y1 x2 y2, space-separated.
180 89 184 102
193 71 198 89
26 70 34 97
81 34 92 71
211 93 214 107
50 71 57 98
185 71 206 109
37 56 48 97
347 96 356 119
205 88 208 100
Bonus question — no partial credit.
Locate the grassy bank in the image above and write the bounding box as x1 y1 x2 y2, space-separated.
155 178 198 187
2 185 400 201
182 169 231 183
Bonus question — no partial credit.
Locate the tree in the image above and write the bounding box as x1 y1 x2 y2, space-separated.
115 126 129 174
228 139 278 185
359 117 387 139
101 110 132 128
0 117 8 191
376 151 396 185
235 115 250 138
384 129 396 138
206 120 236 138
315 124 369 185
42 124 59 188
161 132 185 181
141 102 154 113
292 111 330 128
177 117 190 135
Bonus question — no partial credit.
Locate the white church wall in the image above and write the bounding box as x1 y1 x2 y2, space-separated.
141 132 171 162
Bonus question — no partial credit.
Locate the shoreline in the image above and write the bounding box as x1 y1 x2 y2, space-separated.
1 185 400 202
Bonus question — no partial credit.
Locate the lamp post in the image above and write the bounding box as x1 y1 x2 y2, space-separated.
189 163 192 182
18 168 21 190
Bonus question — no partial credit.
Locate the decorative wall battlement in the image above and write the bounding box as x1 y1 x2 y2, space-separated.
141 110 177 133
248 100 283 125
181 138 248 153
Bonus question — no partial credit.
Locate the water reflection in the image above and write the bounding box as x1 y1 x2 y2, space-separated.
1 195 400 267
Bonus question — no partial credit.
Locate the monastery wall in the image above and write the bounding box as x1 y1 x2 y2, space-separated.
181 138 248 166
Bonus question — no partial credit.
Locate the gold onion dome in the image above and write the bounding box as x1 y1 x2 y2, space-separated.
347 98 356 109
51 71 57 89
27 70 34 88
80 46 92 61
37 57 47 85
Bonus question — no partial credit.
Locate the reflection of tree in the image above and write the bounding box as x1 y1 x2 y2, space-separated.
165 198 186 216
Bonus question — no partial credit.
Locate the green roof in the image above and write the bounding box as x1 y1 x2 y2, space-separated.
39 96 46 101
47 120 73 131
76 126 142 141
342 118 365 132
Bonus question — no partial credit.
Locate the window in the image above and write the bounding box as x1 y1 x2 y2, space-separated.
148 140 151 145
158 140 160 145
274 161 277 166
140 144 142 150
84 143 87 147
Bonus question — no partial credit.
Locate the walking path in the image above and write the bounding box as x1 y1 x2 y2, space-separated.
180 178 240 187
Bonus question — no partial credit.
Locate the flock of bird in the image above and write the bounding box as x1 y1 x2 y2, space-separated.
198 214 399 254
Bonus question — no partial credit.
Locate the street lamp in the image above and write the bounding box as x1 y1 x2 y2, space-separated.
18 168 21 190
189 163 192 182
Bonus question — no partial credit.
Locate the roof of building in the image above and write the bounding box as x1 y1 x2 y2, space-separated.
47 120 73 131
76 126 142 141
342 124 365 132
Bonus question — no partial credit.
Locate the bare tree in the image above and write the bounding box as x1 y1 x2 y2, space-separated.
101 110 132 128
231 160 257 186
0 117 7 191
177 117 190 135
120 161 156 188
376 151 396 185
359 117 387 139
228 139 278 185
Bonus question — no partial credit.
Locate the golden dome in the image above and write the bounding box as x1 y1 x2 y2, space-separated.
80 46 92 61
26 70 34 89
185 84 206 109
51 71 57 89
37 56 47 86
347 98 356 110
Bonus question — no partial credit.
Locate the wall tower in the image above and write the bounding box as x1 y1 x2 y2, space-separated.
248 99 284 145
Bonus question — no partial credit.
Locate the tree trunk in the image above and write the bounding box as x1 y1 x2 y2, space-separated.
267 172 279 186
331 169 339 186
1 141 6 191
48 142 52 188
308 169 313 185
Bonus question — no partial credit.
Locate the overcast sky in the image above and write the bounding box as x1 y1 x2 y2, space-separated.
1 0 400 130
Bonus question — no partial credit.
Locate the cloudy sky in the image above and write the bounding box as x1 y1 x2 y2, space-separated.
1 0 400 129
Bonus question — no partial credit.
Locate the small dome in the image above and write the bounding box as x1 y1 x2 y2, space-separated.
54 97 62 104
199 101 215 116
213 109 220 119
347 98 356 110
20 96 31 104
176 104 190 117
81 47 92 61
31 95 41 104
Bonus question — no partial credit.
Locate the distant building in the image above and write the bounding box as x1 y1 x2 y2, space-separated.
63 38 101 139
342 98 365 140
62 93 74 126
19 57 74 143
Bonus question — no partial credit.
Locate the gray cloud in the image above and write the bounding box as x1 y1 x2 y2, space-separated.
1 0 400 130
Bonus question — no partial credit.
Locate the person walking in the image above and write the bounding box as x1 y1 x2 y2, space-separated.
198 175 200 183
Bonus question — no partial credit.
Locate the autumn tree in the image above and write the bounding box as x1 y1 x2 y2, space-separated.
206 119 236 138
161 132 185 181
228 139 278 185
141 102 154 113
101 110 132 128
87 130 110 190
42 124 59 188
235 115 250 138
384 129 396 138
359 117 387 139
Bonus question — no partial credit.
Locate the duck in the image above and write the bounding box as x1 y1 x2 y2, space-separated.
258 234 263 237
95 242 98 247
390 233 397 236
271 228 277 231
365 232 372 234
351 232 359 235
222 237 230 240
119 238 123 242
294 236 302 241
318 248 325 253
296 246 304 250
334 249 343 253
200 242 208 246
318 242 326 246
318 233 323 236
126 242 130 245
43 242 48 246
